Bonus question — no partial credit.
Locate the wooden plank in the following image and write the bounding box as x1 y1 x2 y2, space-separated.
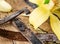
0 36 30 44
13 40 30 44
0 29 27 41
0 37 13 44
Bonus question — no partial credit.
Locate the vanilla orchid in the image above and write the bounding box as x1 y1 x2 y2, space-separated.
29 0 60 40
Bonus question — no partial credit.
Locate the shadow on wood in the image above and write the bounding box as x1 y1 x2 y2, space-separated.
0 29 27 41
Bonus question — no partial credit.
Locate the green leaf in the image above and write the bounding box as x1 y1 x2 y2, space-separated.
44 0 50 4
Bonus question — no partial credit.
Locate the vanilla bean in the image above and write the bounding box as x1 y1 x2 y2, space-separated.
13 18 42 44
0 8 30 25
0 10 23 25
24 8 31 15
25 0 37 9
37 33 58 42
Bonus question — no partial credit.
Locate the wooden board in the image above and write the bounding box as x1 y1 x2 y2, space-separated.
0 36 29 44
